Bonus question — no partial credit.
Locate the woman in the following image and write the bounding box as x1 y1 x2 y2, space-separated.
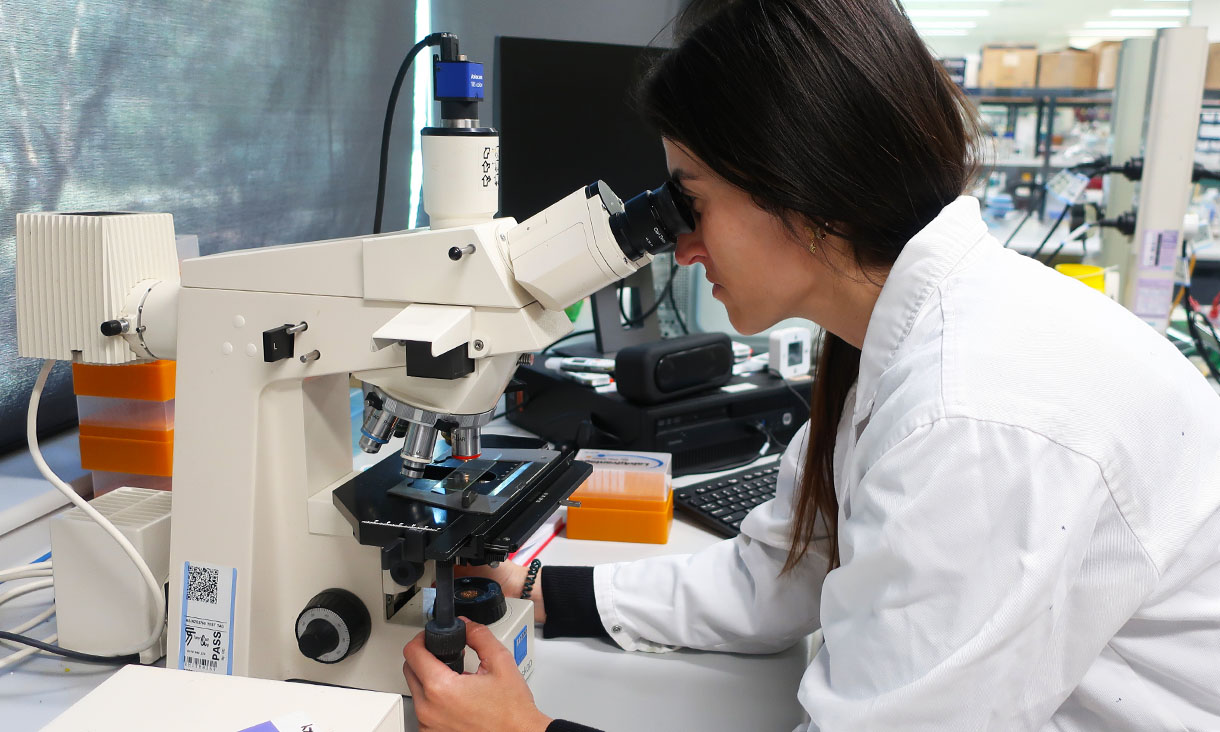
402 1 1220 729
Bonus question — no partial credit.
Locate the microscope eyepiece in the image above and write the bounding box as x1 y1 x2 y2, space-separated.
590 180 695 261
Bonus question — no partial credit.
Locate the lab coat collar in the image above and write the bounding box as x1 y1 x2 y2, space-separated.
852 196 989 426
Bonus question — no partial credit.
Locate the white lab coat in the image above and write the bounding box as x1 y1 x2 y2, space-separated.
592 197 1220 730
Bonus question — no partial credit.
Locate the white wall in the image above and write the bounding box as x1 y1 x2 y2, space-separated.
1192 2 1220 42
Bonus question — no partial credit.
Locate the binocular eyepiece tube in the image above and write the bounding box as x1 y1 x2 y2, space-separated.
593 179 696 261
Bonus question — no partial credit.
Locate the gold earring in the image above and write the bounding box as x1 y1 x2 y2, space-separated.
805 223 827 254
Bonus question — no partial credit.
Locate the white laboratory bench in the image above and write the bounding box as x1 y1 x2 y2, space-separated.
0 419 812 732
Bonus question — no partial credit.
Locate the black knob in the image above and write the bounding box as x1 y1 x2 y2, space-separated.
448 244 476 261
100 320 125 337
389 560 425 588
424 618 466 673
295 588 371 664
297 618 340 659
452 577 507 625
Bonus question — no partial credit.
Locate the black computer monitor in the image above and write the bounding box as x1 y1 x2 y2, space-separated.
496 36 671 354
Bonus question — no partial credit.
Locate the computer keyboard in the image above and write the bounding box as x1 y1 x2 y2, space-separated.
673 461 780 538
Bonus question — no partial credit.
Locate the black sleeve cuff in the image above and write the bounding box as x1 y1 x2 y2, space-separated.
547 720 604 732
540 565 610 640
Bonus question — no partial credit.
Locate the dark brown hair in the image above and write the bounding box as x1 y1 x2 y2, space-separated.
641 0 981 571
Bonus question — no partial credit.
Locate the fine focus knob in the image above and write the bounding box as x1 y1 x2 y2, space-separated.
452 577 507 625
297 619 340 659
295 588 371 664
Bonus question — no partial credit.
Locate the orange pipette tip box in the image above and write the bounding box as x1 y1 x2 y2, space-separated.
566 450 673 544
72 361 175 401
78 425 174 477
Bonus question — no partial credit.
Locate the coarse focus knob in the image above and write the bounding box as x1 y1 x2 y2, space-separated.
452 577 507 625
424 618 467 673
295 588 371 664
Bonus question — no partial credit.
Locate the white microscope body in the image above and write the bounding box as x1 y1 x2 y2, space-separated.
16 81 691 690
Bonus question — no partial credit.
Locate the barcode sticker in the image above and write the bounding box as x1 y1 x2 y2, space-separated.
180 561 236 675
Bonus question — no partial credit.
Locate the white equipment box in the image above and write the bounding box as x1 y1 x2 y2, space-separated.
42 665 405 732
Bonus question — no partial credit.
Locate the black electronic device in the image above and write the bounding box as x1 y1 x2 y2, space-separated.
506 364 807 477
674 460 781 538
615 333 734 405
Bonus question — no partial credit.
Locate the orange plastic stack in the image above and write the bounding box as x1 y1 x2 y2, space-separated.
72 361 175 497
566 450 673 544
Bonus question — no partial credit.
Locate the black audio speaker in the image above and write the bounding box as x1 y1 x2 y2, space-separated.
614 333 734 405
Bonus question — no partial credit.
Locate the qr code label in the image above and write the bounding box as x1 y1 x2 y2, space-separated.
180 561 235 675
187 565 219 604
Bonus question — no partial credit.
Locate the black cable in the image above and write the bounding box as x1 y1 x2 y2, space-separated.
1188 294 1220 357
1068 155 1109 175
1197 322 1220 375
373 33 444 235
0 630 140 666
1183 290 1220 383
1001 206 1035 249
1028 202 1072 261
752 421 789 450
1179 244 1220 383
1180 244 1220 380
618 261 679 327
699 441 781 474
489 393 533 422
541 329 595 356
778 375 812 413
1040 227 1090 266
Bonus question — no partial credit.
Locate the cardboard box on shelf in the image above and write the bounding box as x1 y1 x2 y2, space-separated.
979 44 1038 88
1090 41 1122 89
1038 48 1098 89
1207 43 1220 91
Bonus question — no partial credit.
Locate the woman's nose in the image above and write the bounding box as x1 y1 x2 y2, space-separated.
674 230 704 266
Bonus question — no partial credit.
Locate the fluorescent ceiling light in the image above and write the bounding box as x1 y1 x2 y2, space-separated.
917 30 971 36
906 9 990 17
913 20 978 28
1068 29 1158 39
1111 8 1191 16
1084 20 1182 28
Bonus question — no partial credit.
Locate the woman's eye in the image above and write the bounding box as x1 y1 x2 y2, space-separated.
683 194 701 219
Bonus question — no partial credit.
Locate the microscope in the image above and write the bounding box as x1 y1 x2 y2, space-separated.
15 34 692 693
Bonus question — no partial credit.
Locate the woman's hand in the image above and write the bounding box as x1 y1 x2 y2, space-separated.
455 562 545 623
402 619 552 732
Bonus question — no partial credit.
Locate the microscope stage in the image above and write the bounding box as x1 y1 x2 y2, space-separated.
388 449 556 515
332 439 591 565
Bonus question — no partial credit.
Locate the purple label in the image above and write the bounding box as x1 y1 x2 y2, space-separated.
1140 230 1179 271
1133 278 1173 320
